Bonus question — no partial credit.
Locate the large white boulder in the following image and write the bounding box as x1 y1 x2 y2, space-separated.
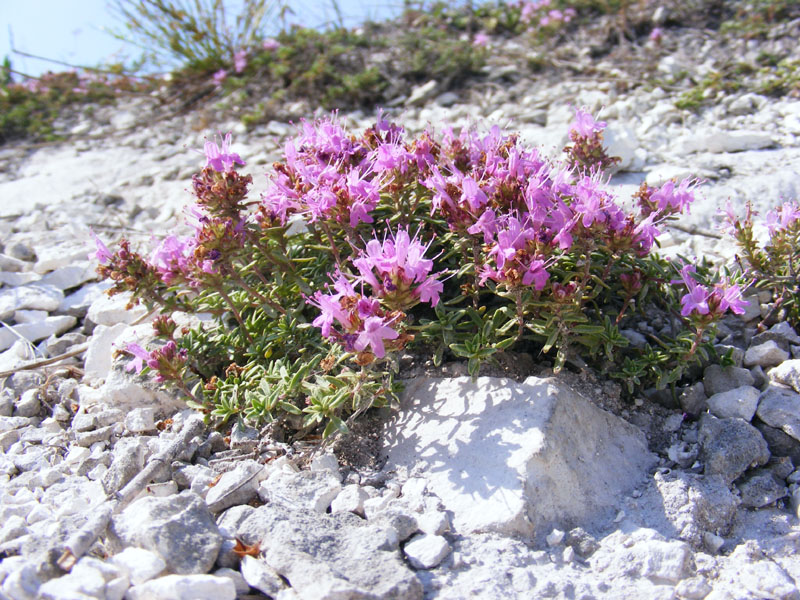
384 376 655 538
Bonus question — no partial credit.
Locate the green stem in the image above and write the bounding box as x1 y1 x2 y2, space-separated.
216 285 254 344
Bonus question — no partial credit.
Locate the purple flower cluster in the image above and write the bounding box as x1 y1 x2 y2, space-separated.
306 271 401 359
353 229 443 310
307 228 443 359
765 201 800 235
125 340 187 383
519 0 576 27
418 119 685 289
673 264 749 318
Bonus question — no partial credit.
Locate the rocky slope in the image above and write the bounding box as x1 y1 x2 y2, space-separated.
1 9 800 600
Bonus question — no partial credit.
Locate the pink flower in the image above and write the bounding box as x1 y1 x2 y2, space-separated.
89 229 112 264
570 108 606 138
204 133 245 172
473 32 489 47
354 316 399 358
681 285 710 317
674 264 710 317
262 38 280 50
523 259 549 290
713 281 749 315
650 178 695 215
765 201 800 235
649 27 663 42
125 343 151 374
212 69 227 86
233 50 248 73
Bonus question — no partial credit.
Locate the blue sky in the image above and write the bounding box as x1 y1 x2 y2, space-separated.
2 1 402 77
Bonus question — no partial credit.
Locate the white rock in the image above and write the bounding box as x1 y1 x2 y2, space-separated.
593 531 692 584
769 359 800 393
125 407 157 433
213 568 251 596
706 386 760 421
310 453 340 480
132 481 179 502
38 557 127 600
260 469 342 514
745 340 789 368
417 511 450 536
363 487 400 519
0 416 32 432
406 80 438 106
126 574 235 600
33 245 90 275
64 445 91 465
604 125 641 171
87 292 147 326
14 389 40 418
384 377 655 537
58 281 111 317
0 315 76 351
109 547 167 585
0 271 41 286
0 339 36 372
0 284 63 320
646 165 696 188
13 309 48 323
679 130 774 154
40 264 96 291
403 533 451 569
82 323 128 382
0 253 27 272
330 484 368 516
546 528 565 546
658 56 682 78
240 555 286 597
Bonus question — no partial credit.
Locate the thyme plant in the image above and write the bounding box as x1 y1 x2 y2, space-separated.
95 109 750 437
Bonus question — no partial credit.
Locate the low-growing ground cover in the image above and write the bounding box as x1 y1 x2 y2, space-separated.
91 110 797 440
3 0 800 144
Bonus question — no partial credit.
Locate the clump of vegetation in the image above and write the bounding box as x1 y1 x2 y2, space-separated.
0 69 144 143
723 200 800 329
107 0 286 72
94 110 750 439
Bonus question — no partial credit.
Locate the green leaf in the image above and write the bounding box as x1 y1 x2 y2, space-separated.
323 416 348 438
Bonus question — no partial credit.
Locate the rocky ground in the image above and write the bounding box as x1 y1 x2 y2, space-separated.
2 8 800 600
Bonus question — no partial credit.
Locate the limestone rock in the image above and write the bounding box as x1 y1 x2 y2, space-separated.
698 414 769 484
206 460 268 513
704 365 755 396
236 502 423 599
592 528 693 585
707 386 760 421
737 470 788 508
330 484 368 517
108 547 167 585
240 555 286 598
756 385 800 442
404 533 451 569
745 341 789 368
38 557 127 600
750 322 800 351
0 284 63 321
87 292 147 327
383 376 656 538
259 469 342 514
126 574 235 600
109 491 223 575
0 315 76 351
769 360 800 393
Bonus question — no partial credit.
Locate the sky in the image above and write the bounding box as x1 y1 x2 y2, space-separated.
1 1 403 78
